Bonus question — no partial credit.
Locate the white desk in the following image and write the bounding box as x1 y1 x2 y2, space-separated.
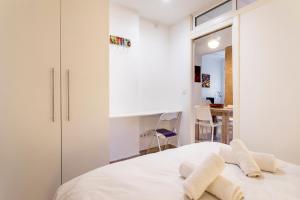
109 109 182 162
110 109 182 118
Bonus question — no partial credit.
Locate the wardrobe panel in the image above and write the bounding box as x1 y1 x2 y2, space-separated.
61 0 109 183
0 0 61 199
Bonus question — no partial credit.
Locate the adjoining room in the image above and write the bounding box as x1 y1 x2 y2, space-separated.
193 26 233 144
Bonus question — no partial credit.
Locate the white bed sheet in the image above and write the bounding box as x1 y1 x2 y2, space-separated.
55 142 300 200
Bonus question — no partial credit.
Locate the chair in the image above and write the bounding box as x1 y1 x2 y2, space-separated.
148 112 181 152
195 105 221 142
199 99 212 106
227 105 234 142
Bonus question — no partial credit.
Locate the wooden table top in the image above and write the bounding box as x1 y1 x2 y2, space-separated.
210 107 233 115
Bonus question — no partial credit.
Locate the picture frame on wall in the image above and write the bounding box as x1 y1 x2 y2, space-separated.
202 74 210 88
194 65 201 82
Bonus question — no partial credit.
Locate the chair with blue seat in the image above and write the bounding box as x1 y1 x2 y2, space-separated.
148 112 181 152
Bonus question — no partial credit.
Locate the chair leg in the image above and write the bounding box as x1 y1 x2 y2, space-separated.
211 127 214 142
199 126 201 141
147 134 155 154
177 135 180 147
207 127 209 140
164 138 169 150
156 134 162 151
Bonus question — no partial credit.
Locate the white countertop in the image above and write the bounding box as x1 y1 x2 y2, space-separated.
109 109 182 118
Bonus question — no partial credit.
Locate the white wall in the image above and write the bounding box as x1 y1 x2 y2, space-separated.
239 0 300 164
139 19 182 112
110 117 140 161
110 3 182 117
109 4 140 115
109 4 141 161
201 54 225 103
169 18 192 145
109 3 188 161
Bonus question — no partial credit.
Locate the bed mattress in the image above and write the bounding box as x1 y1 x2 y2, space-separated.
55 142 300 200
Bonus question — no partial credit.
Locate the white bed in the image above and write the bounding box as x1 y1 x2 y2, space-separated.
55 142 300 200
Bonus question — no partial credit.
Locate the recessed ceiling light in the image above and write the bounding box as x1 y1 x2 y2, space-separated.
162 0 171 3
208 38 220 49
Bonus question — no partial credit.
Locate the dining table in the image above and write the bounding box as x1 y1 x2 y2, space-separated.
210 107 233 144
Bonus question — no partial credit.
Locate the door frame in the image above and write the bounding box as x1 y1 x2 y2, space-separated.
189 0 270 143
189 13 240 143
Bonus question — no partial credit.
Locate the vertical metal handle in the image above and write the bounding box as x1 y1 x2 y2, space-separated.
51 68 55 122
67 69 70 121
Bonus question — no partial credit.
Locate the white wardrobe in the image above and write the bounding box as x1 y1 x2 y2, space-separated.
0 0 109 199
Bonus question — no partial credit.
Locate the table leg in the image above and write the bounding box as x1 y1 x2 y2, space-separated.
195 124 199 141
212 116 217 138
222 114 229 144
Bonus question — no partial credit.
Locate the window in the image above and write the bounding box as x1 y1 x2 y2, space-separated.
195 0 233 27
193 0 257 29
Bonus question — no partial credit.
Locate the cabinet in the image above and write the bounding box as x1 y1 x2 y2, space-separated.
0 0 109 199
61 0 109 183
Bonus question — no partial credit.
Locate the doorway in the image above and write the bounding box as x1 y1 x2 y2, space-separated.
192 26 233 144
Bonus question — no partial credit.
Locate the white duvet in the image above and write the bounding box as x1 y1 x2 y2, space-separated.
55 142 300 200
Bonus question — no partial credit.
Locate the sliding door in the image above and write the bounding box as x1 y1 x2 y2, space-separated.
61 0 109 183
0 0 61 199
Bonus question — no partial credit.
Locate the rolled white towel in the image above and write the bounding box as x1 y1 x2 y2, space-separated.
208 176 244 200
219 145 237 164
230 139 262 177
179 161 195 178
183 153 225 200
251 152 277 173
180 161 244 200
220 145 278 173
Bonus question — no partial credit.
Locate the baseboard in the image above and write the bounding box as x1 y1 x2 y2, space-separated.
109 154 141 164
109 144 177 164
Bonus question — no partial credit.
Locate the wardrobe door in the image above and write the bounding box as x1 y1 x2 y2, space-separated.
61 0 109 183
0 0 61 200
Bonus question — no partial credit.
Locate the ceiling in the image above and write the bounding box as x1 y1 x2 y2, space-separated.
195 26 232 57
110 0 223 25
